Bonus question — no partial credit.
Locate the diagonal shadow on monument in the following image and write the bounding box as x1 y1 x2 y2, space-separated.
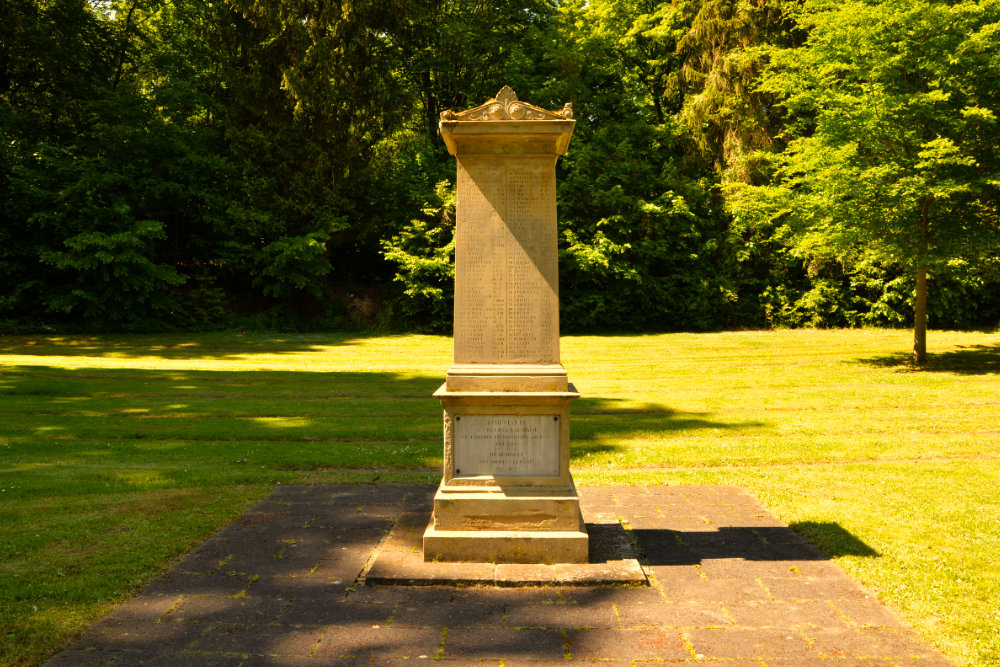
463 166 560 296
632 524 879 566
855 343 1000 375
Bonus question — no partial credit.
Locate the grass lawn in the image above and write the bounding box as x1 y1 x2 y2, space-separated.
1 328 999 666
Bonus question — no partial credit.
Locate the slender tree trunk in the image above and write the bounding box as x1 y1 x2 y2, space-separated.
913 262 927 364
420 70 438 142
912 196 933 365
111 0 140 91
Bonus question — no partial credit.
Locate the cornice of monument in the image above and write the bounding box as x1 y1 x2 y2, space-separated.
440 86 573 122
439 87 575 157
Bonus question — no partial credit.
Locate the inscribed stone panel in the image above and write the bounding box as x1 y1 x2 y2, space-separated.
452 414 560 477
453 156 559 365
454 159 501 362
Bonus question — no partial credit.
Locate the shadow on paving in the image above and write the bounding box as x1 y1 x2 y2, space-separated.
45 485 946 667
857 343 1000 375
633 525 879 566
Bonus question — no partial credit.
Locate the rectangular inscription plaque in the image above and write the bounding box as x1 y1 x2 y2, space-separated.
453 414 560 477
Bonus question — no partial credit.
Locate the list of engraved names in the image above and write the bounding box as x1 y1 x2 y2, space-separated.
454 157 559 364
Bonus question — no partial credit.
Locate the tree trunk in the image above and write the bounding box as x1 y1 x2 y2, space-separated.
111 0 141 91
912 196 933 365
913 263 927 364
420 70 438 142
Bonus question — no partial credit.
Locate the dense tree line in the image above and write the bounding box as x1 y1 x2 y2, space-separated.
2 0 999 347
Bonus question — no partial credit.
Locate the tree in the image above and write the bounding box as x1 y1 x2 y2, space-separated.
730 0 1000 363
381 0 747 332
207 0 416 304
393 0 556 143
675 0 799 180
538 0 735 331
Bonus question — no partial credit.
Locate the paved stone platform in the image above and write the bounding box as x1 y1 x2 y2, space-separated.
47 485 954 666
366 508 646 586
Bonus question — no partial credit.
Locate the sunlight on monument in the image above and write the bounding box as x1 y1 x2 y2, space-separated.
422 87 588 563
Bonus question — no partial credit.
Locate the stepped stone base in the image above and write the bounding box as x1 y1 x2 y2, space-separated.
423 484 589 563
423 521 589 564
431 489 584 532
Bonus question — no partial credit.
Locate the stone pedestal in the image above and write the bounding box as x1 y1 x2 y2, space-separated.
423 87 587 564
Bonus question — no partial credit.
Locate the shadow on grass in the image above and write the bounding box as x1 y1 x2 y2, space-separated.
572 396 765 455
0 364 445 400
1 366 766 479
0 366 450 497
0 331 423 359
789 521 881 558
858 343 1000 375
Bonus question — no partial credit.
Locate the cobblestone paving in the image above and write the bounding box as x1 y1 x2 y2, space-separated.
47 485 954 666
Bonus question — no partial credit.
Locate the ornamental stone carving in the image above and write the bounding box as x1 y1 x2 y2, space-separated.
440 86 572 121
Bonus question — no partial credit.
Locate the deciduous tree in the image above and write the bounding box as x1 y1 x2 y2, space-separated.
730 0 1000 363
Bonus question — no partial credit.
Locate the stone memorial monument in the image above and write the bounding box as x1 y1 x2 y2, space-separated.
422 87 588 563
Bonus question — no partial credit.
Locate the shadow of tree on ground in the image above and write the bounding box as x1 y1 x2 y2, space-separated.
857 344 1000 375
0 331 410 359
0 367 768 473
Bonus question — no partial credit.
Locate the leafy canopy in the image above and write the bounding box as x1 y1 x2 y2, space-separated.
731 0 1000 268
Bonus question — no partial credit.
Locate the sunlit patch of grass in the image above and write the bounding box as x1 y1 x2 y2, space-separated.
112 470 170 488
1 329 998 665
251 417 314 429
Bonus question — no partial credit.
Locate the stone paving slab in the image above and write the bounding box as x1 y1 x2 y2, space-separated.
46 484 955 666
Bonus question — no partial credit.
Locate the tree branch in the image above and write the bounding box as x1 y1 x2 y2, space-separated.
111 0 141 91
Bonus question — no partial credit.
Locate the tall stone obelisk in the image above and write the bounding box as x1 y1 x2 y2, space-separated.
422 87 588 564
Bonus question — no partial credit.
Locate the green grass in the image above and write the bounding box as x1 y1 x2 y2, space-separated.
1 329 999 666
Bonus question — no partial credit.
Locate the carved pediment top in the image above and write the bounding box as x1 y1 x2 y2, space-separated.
441 86 572 122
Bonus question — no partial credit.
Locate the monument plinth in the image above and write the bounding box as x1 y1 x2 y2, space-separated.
423 87 588 564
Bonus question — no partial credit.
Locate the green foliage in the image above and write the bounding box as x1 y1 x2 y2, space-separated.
729 0 1000 344
557 119 731 331
1 0 998 334
395 0 558 140
675 0 798 177
381 180 456 331
41 220 185 320
252 223 341 299
759 0 999 260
